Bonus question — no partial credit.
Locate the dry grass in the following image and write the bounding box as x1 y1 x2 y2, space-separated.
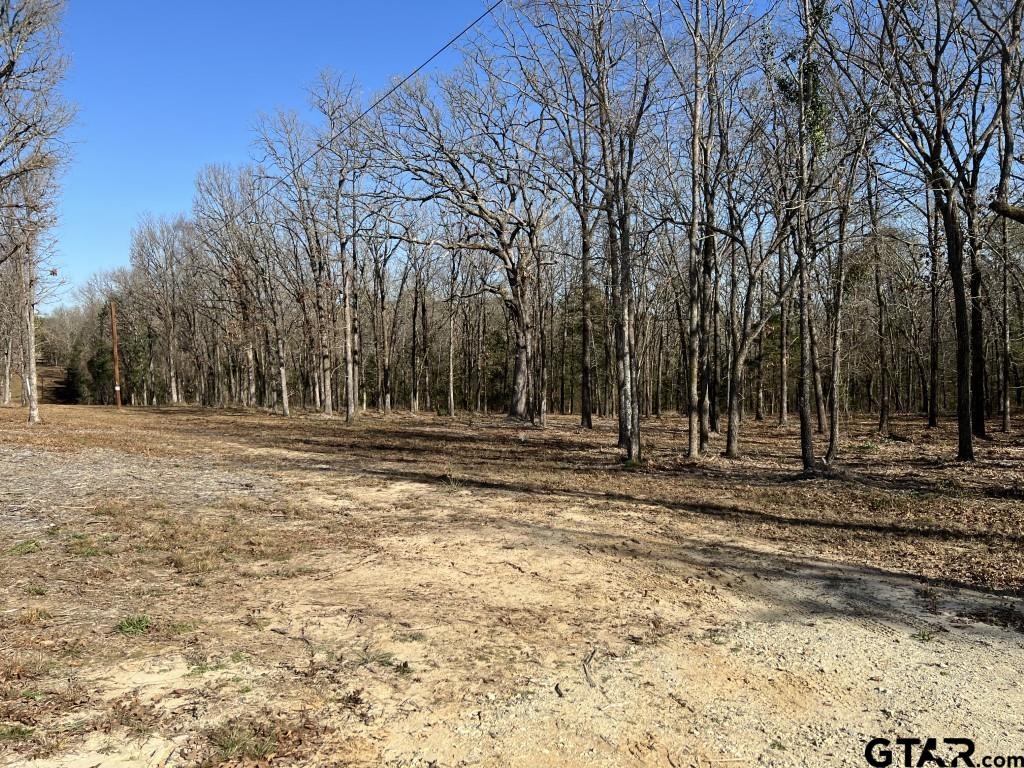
1 403 1022 766
197 712 326 767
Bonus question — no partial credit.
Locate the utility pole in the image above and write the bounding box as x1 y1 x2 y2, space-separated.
110 299 122 408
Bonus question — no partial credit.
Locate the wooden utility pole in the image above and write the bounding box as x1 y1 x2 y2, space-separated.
110 300 122 408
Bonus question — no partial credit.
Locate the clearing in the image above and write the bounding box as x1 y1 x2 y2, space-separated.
1 405 1023 767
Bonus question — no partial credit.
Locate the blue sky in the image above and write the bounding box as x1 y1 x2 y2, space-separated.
52 0 486 304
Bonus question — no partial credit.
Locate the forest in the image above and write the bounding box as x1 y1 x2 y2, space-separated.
5 0 1024 469
3 1 1024 766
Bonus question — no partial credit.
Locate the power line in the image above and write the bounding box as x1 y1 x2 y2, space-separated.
218 0 504 235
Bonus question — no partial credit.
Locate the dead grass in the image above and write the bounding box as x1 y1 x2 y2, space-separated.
95 694 165 740
0 654 52 684
1 404 1023 766
15 607 52 626
197 712 327 767
123 506 303 576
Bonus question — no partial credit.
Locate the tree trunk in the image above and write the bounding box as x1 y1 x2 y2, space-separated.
609 224 629 448
967 201 987 438
320 321 333 417
755 272 766 422
709 260 721 435
276 335 289 417
686 260 701 457
698 181 715 453
1 334 11 406
448 298 456 417
869 176 889 436
654 326 663 417
621 208 641 463
580 228 594 428
20 249 39 424
1002 216 1011 433
168 314 179 405
797 242 814 472
687 1 704 458
411 279 419 412
927 194 940 428
423 291 432 413
778 247 790 426
559 295 567 415
342 266 355 423
935 188 974 460
873 259 889 435
480 300 488 413
825 210 849 464
509 319 530 420
246 343 257 407
809 309 826 434
724 344 745 459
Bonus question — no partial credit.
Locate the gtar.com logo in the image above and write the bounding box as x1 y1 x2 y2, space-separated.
865 737 1024 767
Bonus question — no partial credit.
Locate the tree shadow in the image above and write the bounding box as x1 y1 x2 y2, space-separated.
118 408 1024 597
376 496 1024 641
359 465 1024 551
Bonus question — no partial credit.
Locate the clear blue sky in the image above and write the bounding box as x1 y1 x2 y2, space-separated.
53 0 487 304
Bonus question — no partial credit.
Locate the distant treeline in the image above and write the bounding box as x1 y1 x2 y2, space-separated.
29 0 1024 468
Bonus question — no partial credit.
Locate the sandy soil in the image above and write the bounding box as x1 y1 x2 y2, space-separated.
1 402 1023 767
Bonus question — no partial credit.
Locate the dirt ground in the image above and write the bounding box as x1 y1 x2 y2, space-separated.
1 398 1024 767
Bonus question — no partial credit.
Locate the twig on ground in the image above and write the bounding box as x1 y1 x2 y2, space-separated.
582 647 597 688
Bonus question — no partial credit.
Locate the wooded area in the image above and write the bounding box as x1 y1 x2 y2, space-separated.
7 0 1024 470
0 0 70 428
